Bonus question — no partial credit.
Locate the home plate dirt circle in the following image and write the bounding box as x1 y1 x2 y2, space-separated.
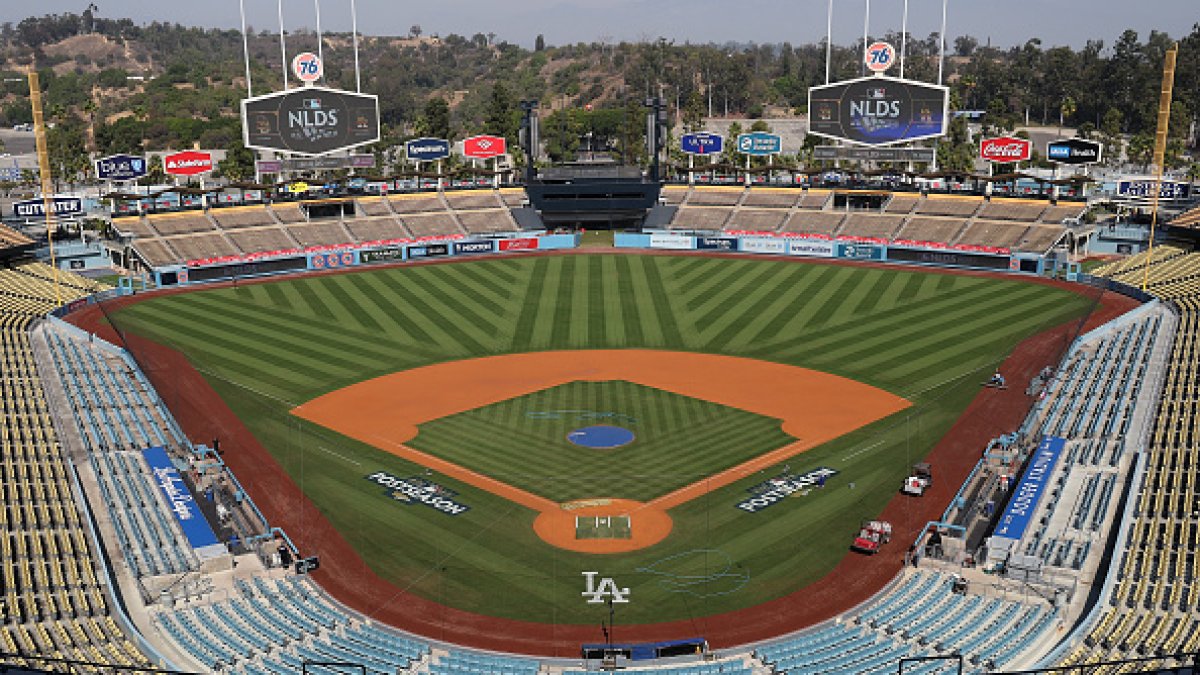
534 498 673 554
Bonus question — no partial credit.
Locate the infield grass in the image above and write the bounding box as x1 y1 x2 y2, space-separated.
108 254 1095 624
406 380 793 503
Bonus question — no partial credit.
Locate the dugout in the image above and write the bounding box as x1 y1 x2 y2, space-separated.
581 638 707 661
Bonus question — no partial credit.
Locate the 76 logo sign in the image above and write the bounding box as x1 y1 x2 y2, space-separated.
291 52 323 83
865 41 896 73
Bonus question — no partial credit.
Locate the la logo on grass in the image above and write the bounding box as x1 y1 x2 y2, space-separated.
581 572 630 604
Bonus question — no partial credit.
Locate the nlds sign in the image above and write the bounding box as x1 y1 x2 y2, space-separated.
980 136 1032 163
242 86 381 156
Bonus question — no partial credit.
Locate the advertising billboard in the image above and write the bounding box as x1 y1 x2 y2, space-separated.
680 132 723 156
164 151 213 176
462 135 507 159
12 197 84 218
1117 179 1191 200
1046 138 1102 165
649 233 694 250
736 132 782 156
740 237 787 254
980 136 1032 163
95 154 148 181
242 86 381 156
406 137 452 162
807 75 949 147
787 240 836 258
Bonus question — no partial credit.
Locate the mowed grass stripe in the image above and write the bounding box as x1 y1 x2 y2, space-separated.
177 293 411 367
587 255 608 346
826 268 891 325
614 257 645 346
399 268 501 351
886 293 1076 383
689 260 780 329
764 278 1034 357
115 306 326 391
420 266 512 333
509 257 550 350
764 265 861 338
549 256 579 346
355 271 435 345
600 255 626 345
341 273 413 338
528 256 566 349
704 263 810 351
731 264 835 347
568 255 592 347
300 277 361 327
152 295 391 371
681 259 754 312
640 258 687 347
413 271 506 347
820 284 1055 369
440 261 519 307
322 275 386 334
623 257 666 346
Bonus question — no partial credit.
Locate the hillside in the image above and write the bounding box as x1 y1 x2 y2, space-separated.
0 11 1195 182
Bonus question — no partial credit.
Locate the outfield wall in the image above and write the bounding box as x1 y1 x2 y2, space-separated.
617 231 1047 274
149 233 581 287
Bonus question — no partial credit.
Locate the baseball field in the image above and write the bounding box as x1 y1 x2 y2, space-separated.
105 253 1094 627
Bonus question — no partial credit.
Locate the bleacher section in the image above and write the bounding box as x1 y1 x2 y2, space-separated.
977 199 1047 222
119 190 527 269
210 207 277 229
893 217 967 245
1040 203 1086 224
0 264 151 671
839 214 906 240
914 196 983 218
780 211 845 236
686 188 743 207
672 206 733 231
955 220 1030 249
756 570 1055 674
0 223 35 251
1060 248 1200 669
724 208 787 232
741 189 800 209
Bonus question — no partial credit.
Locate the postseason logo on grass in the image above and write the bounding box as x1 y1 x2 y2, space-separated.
366 471 471 516
736 467 838 513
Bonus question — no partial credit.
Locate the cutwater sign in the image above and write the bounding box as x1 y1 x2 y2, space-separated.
13 197 84 218
736 132 782 156
366 471 471 516
681 132 723 156
406 137 451 162
95 154 147 181
737 467 838 513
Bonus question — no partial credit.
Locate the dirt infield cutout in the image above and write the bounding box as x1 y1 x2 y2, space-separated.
293 350 910 553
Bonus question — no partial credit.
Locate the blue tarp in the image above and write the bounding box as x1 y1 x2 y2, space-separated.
993 436 1066 541
142 446 221 550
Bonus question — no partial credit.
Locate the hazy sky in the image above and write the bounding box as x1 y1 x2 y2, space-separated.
2 1 1196 50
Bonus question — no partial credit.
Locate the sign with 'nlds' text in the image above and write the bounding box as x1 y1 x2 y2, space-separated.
242 86 381 156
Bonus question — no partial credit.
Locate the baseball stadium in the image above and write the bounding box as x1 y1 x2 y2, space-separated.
1 4 1200 675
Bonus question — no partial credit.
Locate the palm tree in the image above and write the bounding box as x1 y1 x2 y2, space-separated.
1058 96 1076 138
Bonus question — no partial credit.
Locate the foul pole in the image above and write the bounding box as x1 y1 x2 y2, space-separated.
1140 43 1178 292
27 69 61 307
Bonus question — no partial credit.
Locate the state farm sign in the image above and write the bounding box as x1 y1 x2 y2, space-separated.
164 151 214 176
980 137 1032 163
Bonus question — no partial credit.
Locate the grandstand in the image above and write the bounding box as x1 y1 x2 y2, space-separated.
116 191 527 269
0 261 153 672
655 187 1068 253
1054 246 1200 670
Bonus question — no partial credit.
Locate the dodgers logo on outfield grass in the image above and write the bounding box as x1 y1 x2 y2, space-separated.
366 471 471 515
736 467 838 513
581 571 630 604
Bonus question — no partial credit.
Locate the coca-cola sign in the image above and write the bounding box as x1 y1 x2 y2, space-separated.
980 136 1032 163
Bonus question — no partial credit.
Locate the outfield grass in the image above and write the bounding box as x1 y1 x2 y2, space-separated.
108 254 1094 624
407 380 793 503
